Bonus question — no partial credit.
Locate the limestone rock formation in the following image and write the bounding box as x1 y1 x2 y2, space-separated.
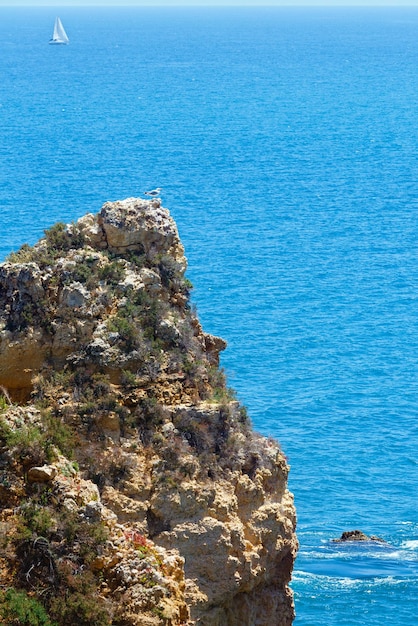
0 198 297 625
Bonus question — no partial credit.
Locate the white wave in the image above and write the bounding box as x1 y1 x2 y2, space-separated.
292 570 417 590
302 541 418 563
293 570 362 585
401 540 418 551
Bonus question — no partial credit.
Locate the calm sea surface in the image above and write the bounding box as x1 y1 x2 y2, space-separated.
1 7 417 624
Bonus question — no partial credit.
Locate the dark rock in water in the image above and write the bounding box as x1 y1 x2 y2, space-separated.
332 530 386 543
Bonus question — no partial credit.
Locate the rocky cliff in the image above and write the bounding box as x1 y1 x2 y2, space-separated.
0 198 297 625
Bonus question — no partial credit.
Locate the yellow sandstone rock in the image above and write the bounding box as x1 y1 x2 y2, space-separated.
0 198 297 625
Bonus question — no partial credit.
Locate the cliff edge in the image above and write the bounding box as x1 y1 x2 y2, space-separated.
0 198 297 625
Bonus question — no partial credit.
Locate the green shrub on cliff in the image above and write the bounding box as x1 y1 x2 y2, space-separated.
8 504 112 626
6 222 85 268
97 259 125 284
44 222 85 252
48 587 111 626
0 409 75 468
0 588 55 626
6 243 34 264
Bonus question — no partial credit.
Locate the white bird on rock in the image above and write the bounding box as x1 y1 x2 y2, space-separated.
144 187 162 197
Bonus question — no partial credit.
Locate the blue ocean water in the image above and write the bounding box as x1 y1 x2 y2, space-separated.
1 7 417 624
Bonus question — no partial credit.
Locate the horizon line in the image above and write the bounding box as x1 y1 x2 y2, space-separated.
1 1 418 6
1 3 418 6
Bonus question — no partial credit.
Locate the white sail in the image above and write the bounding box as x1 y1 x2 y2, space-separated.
49 17 69 45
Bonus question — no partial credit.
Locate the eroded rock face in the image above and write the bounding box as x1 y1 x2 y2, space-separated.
0 199 190 398
0 198 297 625
99 198 186 265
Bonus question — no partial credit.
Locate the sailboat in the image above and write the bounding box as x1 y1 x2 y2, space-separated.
49 17 69 45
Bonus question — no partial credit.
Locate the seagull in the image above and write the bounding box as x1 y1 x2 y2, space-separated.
144 187 162 197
